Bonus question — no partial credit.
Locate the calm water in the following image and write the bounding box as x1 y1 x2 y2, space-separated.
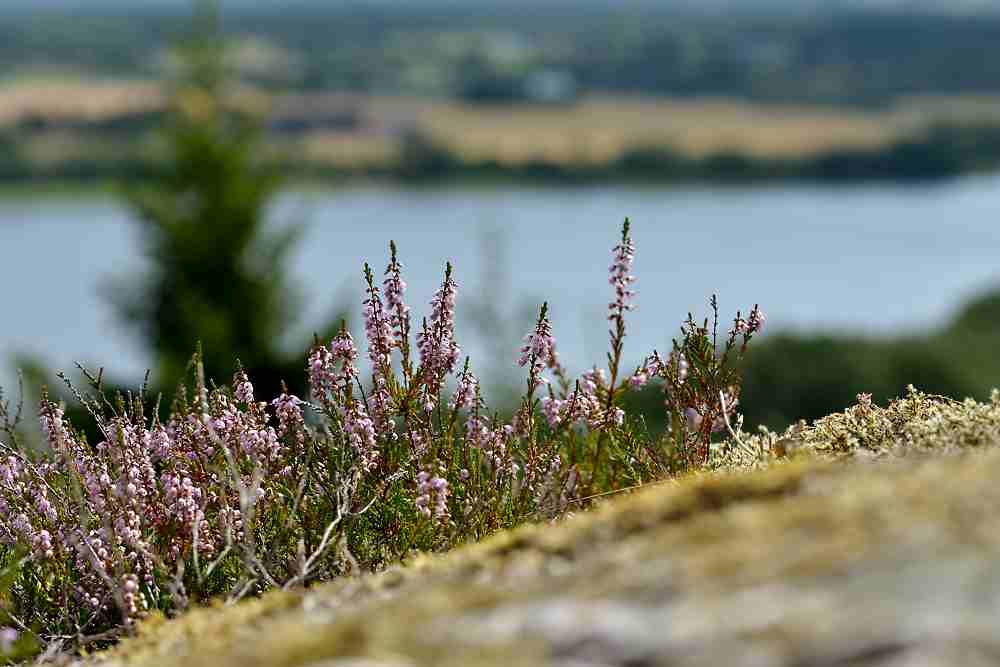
2 178 1000 393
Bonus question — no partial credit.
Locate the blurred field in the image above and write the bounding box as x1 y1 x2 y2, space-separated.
5 79 1000 172
384 96 899 164
291 94 1000 167
0 78 163 125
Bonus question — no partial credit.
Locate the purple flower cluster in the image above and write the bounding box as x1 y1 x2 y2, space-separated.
383 242 411 351
415 468 449 521
540 367 621 429
518 303 559 393
272 393 305 449
449 367 479 411
608 224 636 321
628 350 688 390
0 368 315 628
0 223 764 646
731 304 767 337
309 330 360 408
417 265 461 405
363 278 395 439
363 283 394 372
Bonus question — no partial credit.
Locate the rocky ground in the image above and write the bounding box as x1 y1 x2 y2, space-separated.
90 388 1000 667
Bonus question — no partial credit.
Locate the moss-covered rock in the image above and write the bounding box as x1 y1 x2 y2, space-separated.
91 389 1000 667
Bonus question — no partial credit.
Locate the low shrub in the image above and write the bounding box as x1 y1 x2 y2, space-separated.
0 220 762 654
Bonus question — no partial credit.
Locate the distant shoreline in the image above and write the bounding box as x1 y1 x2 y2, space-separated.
5 85 1000 189
3 123 1000 190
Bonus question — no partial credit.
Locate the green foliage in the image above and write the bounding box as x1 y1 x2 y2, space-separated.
623 285 1000 436
733 289 1000 430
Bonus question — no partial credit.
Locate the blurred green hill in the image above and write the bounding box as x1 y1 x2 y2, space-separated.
623 287 1000 433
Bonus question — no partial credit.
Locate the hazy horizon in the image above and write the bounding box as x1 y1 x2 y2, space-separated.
10 0 1000 15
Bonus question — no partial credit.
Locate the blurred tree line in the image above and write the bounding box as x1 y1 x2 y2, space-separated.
623 289 1000 433
12 4 1000 106
742 289 1000 428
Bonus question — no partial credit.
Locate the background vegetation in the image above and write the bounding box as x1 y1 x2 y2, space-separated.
6 4 1000 183
8 4 1000 106
638 288 1000 432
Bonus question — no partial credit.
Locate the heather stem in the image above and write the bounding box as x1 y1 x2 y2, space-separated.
604 218 634 421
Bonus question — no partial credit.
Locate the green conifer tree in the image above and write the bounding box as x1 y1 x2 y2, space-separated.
109 1 337 398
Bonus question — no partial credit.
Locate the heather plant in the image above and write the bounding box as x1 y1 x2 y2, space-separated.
632 297 766 466
0 220 762 654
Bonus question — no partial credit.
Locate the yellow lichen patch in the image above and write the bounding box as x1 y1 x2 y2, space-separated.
721 386 1000 467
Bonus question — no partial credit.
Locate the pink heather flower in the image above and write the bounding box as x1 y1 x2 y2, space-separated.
331 332 358 363
308 345 335 399
33 529 54 559
608 221 636 321
518 303 559 392
450 367 479 411
344 405 378 471
0 627 18 653
363 278 394 371
120 573 147 622
39 400 74 456
540 396 562 427
540 385 605 429
629 353 665 389
234 371 254 404
415 468 449 521
581 367 606 396
144 426 173 460
362 275 396 439
370 375 395 442
238 424 281 463
733 305 766 337
464 413 491 450
271 393 305 447
383 241 411 349
747 305 766 334
309 329 360 408
417 264 460 399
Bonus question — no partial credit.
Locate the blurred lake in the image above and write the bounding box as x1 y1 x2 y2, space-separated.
2 178 1000 394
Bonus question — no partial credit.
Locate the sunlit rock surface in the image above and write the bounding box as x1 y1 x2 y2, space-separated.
95 389 1000 667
